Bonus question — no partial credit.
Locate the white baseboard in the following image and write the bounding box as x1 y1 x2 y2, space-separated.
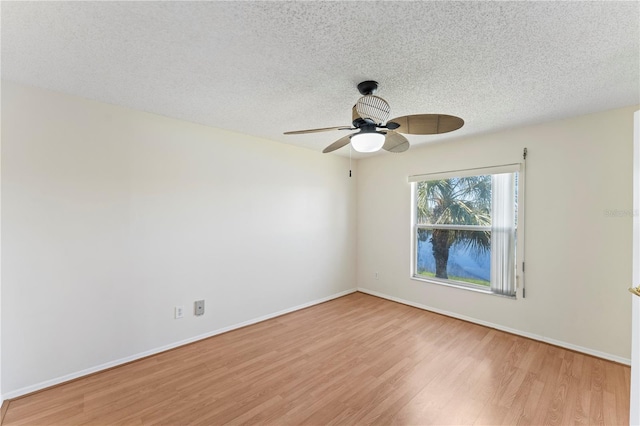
357 287 631 366
4 288 357 400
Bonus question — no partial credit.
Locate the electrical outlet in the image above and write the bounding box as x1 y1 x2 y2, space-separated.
175 306 184 319
194 300 205 316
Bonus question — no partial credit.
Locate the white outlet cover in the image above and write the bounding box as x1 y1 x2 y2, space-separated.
175 306 184 319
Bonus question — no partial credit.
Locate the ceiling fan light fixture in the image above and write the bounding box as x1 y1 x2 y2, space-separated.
350 132 385 153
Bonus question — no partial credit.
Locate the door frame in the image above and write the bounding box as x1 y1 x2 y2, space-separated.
631 110 639 425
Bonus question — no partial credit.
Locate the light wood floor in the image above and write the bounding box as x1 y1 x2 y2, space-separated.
2 292 630 425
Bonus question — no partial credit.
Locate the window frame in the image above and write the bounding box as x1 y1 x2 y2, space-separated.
409 163 524 298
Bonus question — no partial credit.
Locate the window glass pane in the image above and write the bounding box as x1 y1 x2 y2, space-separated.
416 229 491 287
416 175 492 226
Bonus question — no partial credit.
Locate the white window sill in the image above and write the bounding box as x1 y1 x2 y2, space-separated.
411 274 517 299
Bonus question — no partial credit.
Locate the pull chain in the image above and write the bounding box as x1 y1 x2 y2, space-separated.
349 144 352 177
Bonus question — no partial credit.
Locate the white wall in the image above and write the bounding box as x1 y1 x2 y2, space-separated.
1 81 357 396
357 105 638 362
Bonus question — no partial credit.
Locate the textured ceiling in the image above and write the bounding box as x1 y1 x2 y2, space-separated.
2 1 639 157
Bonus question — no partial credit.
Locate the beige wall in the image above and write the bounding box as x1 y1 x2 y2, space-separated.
1 81 357 396
357 105 638 362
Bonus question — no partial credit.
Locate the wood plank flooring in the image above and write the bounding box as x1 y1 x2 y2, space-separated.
2 292 630 425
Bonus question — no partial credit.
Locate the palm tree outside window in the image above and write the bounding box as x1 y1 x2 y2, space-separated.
411 165 521 297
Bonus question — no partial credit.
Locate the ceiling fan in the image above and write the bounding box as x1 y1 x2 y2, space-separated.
284 81 464 154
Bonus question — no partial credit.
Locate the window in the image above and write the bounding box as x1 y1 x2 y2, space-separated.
410 165 521 297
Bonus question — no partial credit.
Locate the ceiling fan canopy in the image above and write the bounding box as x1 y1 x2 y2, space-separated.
284 81 464 154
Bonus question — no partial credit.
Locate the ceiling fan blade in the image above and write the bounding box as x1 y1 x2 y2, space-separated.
390 114 464 135
383 131 410 153
355 95 390 124
284 126 351 135
322 135 352 154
